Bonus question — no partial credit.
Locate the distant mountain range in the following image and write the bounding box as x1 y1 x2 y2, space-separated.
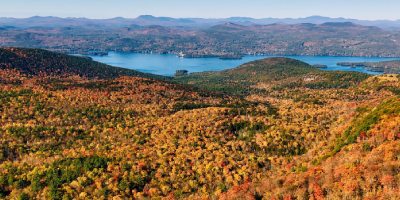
1 15 400 29
2 15 400 57
2 20 400 57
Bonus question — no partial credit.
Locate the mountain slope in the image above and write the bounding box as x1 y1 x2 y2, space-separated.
0 49 278 199
217 74 400 199
0 51 399 199
0 47 168 80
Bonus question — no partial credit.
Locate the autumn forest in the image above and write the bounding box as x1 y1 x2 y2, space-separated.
0 47 399 200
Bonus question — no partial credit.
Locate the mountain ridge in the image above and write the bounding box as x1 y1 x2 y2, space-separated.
1 15 400 29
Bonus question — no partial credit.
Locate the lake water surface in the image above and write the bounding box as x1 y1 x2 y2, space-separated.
91 52 400 76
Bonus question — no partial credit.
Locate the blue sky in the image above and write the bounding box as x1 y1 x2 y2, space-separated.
1 0 399 20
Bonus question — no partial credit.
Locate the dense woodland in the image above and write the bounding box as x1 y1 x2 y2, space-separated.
0 48 399 199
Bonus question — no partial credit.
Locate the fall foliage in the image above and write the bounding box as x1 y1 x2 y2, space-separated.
0 48 399 199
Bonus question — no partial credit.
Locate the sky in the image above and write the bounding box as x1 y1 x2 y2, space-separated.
1 0 399 20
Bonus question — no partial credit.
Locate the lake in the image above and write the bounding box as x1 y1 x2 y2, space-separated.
90 52 400 76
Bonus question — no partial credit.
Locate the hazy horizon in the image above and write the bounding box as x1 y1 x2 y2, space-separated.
1 15 399 22
1 0 400 21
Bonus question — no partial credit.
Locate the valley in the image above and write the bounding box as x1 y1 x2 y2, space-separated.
0 48 399 199
2 0 400 198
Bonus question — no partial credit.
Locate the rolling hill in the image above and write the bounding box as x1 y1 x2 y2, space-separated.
175 57 369 95
0 49 399 199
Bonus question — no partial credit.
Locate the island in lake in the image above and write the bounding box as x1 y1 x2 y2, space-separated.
312 64 328 69
338 60 400 74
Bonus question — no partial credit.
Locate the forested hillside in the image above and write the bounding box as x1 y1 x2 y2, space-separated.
0 48 399 199
175 57 369 95
0 48 167 80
